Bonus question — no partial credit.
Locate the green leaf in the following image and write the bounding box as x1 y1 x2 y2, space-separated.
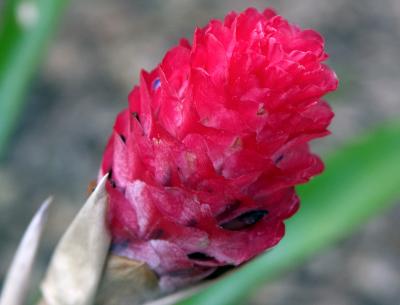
176 121 400 305
0 0 69 159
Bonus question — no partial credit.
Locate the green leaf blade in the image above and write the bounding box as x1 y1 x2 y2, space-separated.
0 0 69 159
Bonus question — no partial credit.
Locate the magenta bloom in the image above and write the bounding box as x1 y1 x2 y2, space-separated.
99 8 338 290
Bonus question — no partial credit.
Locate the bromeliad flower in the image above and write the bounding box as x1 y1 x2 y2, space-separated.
99 7 338 291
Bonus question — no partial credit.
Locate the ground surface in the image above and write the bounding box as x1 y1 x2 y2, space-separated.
1 0 400 304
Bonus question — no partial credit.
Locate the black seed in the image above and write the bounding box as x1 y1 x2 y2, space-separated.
119 134 126 143
149 228 164 239
275 154 284 164
107 169 116 188
205 265 234 280
220 210 268 231
132 112 140 122
187 219 198 227
188 252 214 261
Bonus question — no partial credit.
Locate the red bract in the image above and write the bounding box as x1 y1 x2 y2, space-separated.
99 7 338 290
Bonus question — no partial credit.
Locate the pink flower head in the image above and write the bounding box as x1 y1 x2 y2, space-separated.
99 7 338 290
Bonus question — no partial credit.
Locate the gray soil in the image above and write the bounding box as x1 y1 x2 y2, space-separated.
1 0 400 304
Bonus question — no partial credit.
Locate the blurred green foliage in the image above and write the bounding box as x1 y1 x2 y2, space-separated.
0 0 68 159
177 121 400 305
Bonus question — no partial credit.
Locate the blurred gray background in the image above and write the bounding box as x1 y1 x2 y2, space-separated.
1 0 400 304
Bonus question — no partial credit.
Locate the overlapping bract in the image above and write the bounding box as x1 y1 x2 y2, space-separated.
100 8 338 290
